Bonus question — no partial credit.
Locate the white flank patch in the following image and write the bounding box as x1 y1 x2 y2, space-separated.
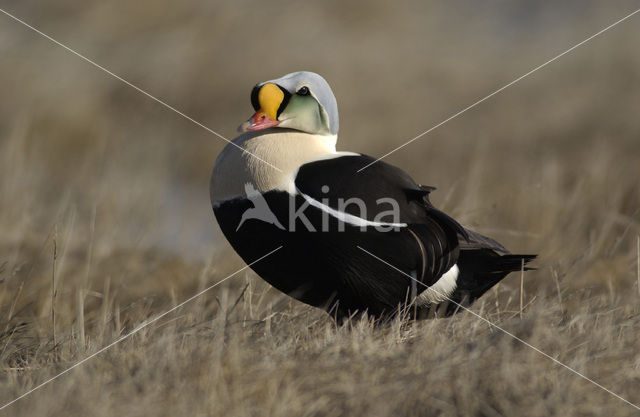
415 264 459 305
298 191 407 229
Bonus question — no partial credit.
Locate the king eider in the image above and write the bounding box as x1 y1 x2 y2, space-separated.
210 71 535 322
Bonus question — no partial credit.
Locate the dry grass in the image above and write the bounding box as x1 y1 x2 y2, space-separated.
1 1 640 416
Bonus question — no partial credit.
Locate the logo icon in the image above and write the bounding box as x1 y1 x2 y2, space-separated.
236 183 285 231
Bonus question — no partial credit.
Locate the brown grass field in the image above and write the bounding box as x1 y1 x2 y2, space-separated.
1 1 640 416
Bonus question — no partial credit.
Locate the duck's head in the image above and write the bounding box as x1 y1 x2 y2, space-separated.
239 71 338 136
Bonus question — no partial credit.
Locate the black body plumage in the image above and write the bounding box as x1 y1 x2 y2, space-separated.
213 154 535 321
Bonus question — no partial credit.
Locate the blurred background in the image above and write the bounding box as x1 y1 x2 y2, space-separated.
1 0 639 260
1 1 640 414
1 0 639 322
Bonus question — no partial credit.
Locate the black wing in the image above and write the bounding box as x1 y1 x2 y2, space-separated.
295 154 464 288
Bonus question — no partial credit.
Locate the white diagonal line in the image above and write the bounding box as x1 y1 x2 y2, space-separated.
357 7 640 172
0 245 283 411
0 7 282 173
357 245 640 412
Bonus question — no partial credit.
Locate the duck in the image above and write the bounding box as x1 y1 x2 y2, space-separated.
210 71 535 322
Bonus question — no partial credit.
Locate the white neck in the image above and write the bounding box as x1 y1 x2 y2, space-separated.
211 129 337 204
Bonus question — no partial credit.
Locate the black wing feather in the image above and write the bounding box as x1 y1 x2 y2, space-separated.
296 154 463 289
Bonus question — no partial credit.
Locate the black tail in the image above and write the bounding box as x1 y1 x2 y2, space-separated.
484 253 537 273
439 249 536 316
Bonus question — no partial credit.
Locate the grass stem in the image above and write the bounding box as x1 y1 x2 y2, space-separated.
51 234 57 350
520 259 525 319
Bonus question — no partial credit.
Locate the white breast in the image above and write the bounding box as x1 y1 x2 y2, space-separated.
210 129 337 204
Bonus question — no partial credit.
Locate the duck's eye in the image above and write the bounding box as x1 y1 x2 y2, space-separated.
296 86 310 96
